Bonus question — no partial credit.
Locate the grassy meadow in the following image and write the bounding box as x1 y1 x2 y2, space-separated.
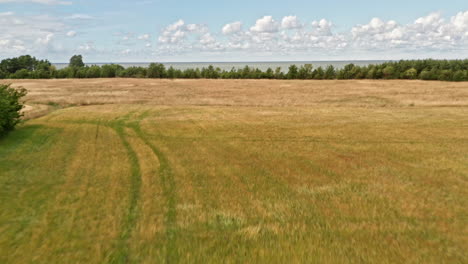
0 79 467 263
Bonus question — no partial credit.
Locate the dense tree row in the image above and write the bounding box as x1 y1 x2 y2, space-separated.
1 55 467 81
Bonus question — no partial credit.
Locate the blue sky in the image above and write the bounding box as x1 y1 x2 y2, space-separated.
0 0 467 62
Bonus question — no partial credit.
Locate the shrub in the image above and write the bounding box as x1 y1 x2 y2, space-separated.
11 69 31 79
0 84 27 137
452 70 467 82
86 65 102 78
420 70 433 80
0 70 7 79
404 68 418 79
382 66 396 79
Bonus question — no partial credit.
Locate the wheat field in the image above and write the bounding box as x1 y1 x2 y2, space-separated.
0 79 467 263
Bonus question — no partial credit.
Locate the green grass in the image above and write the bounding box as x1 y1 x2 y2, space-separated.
0 104 467 263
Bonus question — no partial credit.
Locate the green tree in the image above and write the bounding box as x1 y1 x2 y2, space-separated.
403 68 418 79
147 63 166 78
167 66 176 79
382 66 396 79
324 65 336 79
452 70 466 82
101 64 124 78
313 67 325 80
0 70 7 79
438 70 453 81
0 84 27 137
419 70 433 80
86 65 102 78
274 67 284 79
11 69 30 79
298 64 313 79
265 68 274 79
69 55 85 68
287 65 298 79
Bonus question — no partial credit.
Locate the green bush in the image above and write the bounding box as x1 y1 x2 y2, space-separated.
11 69 31 79
0 84 27 137
403 68 418 79
452 70 467 82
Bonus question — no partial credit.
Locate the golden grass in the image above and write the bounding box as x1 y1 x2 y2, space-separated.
2 78 467 107
0 79 467 263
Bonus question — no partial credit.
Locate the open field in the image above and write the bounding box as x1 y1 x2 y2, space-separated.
0 79 467 263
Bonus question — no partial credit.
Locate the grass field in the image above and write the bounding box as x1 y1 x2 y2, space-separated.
0 79 467 263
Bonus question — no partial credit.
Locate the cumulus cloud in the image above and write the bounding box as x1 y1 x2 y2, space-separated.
311 19 333 36
2 10 467 60
66 30 76 37
351 11 468 50
138 34 150 40
0 12 66 55
65 14 93 20
200 33 215 44
222 21 242 35
78 42 94 52
281 16 302 29
0 0 71 5
250 16 279 33
158 20 187 44
158 19 208 45
36 33 54 45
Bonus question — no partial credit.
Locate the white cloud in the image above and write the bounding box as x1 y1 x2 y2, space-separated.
138 34 150 40
451 11 468 32
65 14 93 20
311 19 333 36
282 16 302 29
200 33 215 44
66 30 76 37
0 0 71 5
2 10 467 61
158 19 208 44
351 11 468 51
250 16 279 33
0 12 66 56
186 24 208 33
0 11 14 16
36 33 54 45
222 21 242 35
78 42 94 52
166 19 184 31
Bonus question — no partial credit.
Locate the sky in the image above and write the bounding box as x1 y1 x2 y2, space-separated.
0 0 467 62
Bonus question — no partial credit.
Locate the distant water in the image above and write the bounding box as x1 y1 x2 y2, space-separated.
53 61 389 71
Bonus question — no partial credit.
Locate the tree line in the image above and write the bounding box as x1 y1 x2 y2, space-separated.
1 55 467 81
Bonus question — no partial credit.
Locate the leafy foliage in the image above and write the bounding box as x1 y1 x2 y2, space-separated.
0 84 27 136
69 55 85 68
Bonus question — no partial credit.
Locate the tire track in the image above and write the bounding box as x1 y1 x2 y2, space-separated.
132 117 179 264
108 119 142 264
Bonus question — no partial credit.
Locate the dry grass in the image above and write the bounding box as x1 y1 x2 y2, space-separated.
0 79 467 263
2 78 467 107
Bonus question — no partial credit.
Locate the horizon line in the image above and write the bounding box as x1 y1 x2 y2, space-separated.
51 59 393 64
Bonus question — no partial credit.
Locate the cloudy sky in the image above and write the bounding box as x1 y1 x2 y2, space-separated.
0 0 467 62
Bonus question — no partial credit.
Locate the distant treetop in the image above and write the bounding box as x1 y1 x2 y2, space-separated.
69 55 85 68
